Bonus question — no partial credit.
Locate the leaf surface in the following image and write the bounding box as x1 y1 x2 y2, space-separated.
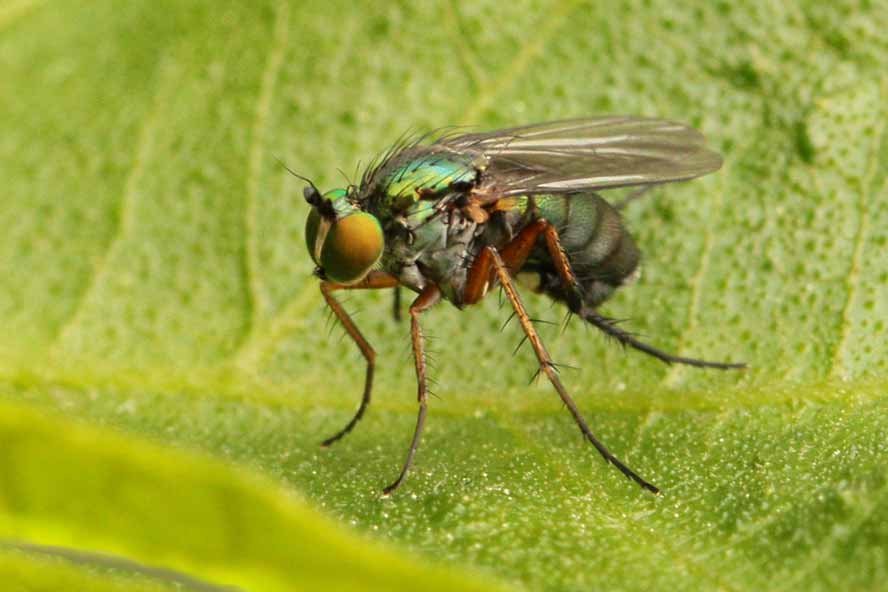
0 1 886 590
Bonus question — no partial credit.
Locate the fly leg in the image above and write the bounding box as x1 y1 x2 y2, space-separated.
485 246 659 493
319 271 400 447
540 224 746 370
464 219 549 304
391 287 402 322
582 312 746 369
383 284 442 496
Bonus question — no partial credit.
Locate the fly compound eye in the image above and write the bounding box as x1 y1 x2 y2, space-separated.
318 212 384 284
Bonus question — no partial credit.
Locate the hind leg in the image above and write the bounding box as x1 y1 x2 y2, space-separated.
540 224 746 370
581 310 746 369
485 246 659 493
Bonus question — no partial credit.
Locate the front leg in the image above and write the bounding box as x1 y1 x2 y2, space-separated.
319 271 399 447
382 284 441 496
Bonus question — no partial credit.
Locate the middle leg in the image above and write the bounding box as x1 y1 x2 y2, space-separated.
382 284 442 495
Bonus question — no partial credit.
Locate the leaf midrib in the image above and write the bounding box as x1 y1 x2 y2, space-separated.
0 361 882 418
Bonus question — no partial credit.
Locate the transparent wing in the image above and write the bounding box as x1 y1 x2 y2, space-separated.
438 116 722 196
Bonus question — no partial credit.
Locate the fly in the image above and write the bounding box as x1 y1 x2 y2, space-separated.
296 117 746 495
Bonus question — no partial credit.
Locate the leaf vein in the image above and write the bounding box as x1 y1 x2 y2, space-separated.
697 402 851 565
242 0 290 342
50 60 174 351
444 0 486 90
458 0 579 124
775 473 888 591
627 409 659 459
828 80 887 379
662 134 758 387
233 282 317 370
662 175 727 387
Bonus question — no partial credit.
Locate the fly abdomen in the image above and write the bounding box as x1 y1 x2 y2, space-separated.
533 193 640 308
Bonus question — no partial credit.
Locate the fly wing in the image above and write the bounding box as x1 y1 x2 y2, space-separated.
438 117 722 196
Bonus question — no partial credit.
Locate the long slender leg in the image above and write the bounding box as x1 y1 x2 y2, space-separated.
466 219 745 368
582 311 746 369
486 246 659 493
382 284 441 496
319 271 400 447
540 223 746 370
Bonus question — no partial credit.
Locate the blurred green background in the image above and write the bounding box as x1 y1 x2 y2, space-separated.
0 0 886 590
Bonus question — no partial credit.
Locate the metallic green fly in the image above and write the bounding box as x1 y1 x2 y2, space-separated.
298 117 745 495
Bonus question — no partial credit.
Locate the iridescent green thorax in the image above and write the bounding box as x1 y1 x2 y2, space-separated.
377 151 479 212
358 152 482 303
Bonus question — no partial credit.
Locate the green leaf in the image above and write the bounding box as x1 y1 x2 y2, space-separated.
0 550 171 592
1 1 886 591
0 401 502 591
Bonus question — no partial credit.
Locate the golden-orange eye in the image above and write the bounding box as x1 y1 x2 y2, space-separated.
319 212 384 284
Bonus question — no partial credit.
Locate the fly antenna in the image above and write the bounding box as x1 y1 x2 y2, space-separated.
274 155 318 189
274 156 336 221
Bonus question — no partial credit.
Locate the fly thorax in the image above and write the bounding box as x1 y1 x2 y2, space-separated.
423 214 478 303
376 150 480 212
407 207 480 301
377 199 478 301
